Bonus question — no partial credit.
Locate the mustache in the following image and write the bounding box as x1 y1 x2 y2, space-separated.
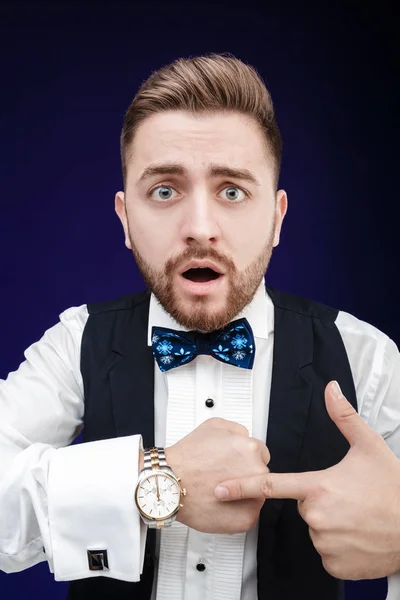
165 247 237 274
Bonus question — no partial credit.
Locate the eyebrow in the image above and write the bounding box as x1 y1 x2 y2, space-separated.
138 163 261 186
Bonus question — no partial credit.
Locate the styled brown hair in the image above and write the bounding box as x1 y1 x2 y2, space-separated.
120 53 282 188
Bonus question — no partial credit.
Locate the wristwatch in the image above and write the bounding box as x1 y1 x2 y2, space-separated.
135 447 187 528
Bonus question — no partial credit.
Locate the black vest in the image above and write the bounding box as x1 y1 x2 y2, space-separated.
67 286 357 600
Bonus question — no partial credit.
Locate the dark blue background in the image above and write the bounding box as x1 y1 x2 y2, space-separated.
0 1 397 598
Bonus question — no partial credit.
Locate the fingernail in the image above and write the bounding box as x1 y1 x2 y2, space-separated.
215 486 228 500
331 381 342 399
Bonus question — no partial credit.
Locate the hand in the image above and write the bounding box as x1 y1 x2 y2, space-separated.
165 417 270 534
215 381 400 580
155 475 160 501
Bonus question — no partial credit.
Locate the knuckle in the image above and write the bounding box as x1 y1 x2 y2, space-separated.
247 439 259 454
310 531 331 555
224 480 246 501
234 481 245 500
260 476 274 498
321 557 342 579
306 510 325 531
256 439 270 462
336 406 357 425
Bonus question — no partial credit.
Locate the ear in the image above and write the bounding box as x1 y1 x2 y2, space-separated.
272 189 288 247
115 191 132 250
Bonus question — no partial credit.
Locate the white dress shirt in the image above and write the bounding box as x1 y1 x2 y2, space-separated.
1 282 400 599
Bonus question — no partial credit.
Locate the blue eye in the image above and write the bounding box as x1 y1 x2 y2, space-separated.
220 187 247 202
150 185 177 201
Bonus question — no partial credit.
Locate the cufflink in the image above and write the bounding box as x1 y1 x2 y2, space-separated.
87 549 109 571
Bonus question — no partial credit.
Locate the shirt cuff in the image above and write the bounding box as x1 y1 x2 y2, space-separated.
387 572 400 600
47 434 145 582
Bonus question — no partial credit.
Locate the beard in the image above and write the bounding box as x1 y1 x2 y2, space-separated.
128 228 275 333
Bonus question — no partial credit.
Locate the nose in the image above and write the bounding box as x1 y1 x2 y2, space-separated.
180 193 221 247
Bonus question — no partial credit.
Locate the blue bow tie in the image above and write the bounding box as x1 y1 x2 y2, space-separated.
151 318 255 372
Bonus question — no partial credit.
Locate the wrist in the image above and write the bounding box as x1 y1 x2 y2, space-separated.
165 446 189 525
136 447 187 528
164 445 180 479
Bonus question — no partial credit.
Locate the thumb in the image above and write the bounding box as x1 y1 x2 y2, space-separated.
325 380 374 447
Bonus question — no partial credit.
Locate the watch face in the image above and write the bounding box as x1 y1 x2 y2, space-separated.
136 472 181 520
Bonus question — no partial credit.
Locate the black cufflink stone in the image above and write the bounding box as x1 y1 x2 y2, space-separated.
88 549 109 571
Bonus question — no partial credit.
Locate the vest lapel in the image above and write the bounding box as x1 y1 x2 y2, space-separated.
256 291 314 584
266 300 314 475
109 296 155 448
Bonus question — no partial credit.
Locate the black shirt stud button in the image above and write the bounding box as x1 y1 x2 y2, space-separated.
205 398 214 408
196 562 206 572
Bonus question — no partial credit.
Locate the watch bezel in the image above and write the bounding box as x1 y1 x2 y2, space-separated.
135 469 182 521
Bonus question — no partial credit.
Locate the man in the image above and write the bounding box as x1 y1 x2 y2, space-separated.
0 53 399 600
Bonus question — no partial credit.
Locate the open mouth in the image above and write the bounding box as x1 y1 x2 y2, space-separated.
181 267 221 283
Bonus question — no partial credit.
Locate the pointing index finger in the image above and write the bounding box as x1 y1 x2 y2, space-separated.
215 470 317 502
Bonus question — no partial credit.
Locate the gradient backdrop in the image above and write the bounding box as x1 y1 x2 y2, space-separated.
0 2 398 599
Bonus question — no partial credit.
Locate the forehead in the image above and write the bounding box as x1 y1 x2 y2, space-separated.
128 110 272 176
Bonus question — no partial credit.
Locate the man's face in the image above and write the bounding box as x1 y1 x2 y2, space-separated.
115 110 287 332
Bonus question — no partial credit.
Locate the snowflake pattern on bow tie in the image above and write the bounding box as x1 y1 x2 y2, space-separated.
211 323 253 364
151 318 255 372
231 334 248 350
156 340 173 356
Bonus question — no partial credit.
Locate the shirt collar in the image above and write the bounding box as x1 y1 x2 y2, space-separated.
147 279 272 346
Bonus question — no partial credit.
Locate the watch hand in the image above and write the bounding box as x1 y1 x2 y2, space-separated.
156 476 160 501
